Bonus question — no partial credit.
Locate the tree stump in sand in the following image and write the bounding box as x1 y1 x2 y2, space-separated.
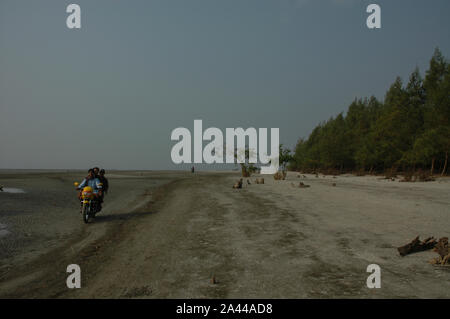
274 172 285 180
397 236 437 256
255 178 264 184
232 178 243 189
430 237 449 265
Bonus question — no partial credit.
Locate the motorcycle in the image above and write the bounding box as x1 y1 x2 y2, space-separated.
74 183 102 223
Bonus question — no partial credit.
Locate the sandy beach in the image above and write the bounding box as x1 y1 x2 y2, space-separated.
0 170 449 298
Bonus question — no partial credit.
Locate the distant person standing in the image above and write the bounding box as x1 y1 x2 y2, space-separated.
191 166 195 173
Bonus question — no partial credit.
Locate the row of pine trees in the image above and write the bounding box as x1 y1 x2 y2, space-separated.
290 48 450 175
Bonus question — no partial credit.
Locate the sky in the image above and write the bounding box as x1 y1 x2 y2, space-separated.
1 0 449 170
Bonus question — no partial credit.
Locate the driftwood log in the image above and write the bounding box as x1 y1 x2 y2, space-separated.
397 236 437 256
298 182 310 188
290 182 310 188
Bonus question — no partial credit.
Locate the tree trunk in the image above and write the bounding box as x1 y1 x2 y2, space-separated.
430 157 435 175
442 152 448 176
241 164 250 177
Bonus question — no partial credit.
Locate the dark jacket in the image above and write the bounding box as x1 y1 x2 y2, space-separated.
98 176 109 194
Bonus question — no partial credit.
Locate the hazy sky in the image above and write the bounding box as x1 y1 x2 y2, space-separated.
1 0 449 170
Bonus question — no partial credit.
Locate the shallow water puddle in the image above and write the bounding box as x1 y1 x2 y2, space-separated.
1 188 26 193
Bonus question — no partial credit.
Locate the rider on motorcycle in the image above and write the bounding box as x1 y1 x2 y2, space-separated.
77 169 103 210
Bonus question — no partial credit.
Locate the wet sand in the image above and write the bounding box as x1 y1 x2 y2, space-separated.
0 170 449 298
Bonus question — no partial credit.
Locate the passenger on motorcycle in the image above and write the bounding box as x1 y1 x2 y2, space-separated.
98 169 109 194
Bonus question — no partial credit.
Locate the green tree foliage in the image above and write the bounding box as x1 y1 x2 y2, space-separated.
291 48 450 175
279 144 293 172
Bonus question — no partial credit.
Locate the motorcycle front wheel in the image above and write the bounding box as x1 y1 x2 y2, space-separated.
82 202 90 224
